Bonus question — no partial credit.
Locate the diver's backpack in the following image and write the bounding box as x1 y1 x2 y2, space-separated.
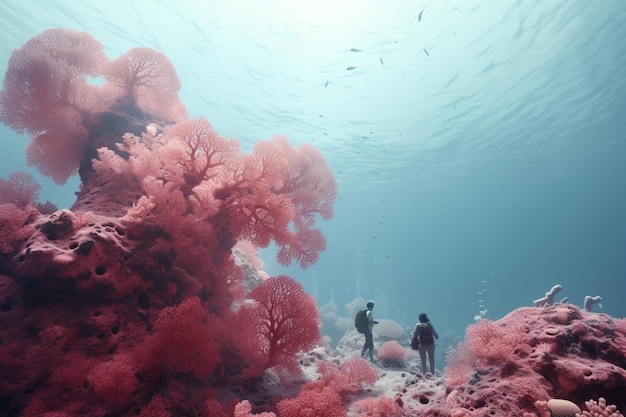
355 310 369 333
417 324 435 345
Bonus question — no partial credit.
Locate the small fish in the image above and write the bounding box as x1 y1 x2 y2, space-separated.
350 48 363 52
318 114 324 118
379 57 386 67
324 77 329 87
418 9 424 21
346 66 357 71
423 48 430 56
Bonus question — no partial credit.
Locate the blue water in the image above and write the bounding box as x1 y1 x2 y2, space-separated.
1 0 625 356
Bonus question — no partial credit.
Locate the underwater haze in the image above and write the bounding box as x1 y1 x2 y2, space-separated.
1 0 625 348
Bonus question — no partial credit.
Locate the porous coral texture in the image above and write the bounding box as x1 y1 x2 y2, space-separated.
444 304 626 416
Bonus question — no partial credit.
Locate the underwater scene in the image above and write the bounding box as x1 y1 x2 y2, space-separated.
0 1 625 416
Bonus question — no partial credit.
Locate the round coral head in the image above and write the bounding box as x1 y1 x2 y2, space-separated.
547 399 581 417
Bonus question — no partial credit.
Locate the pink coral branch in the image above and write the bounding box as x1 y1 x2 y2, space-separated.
577 397 624 417
0 171 41 207
104 47 187 122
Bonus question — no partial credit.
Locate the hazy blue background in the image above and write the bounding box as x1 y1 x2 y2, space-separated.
1 0 625 356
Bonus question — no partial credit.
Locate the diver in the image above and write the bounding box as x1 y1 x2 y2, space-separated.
360 301 379 362
413 313 439 375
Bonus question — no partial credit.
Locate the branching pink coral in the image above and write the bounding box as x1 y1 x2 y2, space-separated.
577 398 624 417
0 29 338 417
465 319 523 364
341 357 379 388
237 276 320 375
0 28 109 183
0 28 107 134
161 117 239 190
309 358 379 396
0 171 41 207
444 341 475 387
105 47 187 122
95 119 336 270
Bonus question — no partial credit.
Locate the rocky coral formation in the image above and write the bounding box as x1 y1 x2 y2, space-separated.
0 28 337 417
443 304 626 416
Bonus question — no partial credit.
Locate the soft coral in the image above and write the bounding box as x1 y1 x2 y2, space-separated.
0 28 109 184
236 276 320 376
0 171 41 208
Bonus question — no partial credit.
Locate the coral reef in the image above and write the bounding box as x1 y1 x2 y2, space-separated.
444 304 626 416
0 28 337 416
1 28 624 417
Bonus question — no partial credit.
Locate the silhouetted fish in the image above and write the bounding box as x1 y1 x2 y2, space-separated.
324 77 329 87
380 57 386 67
346 66 357 71
350 48 363 52
418 9 424 21
423 48 429 56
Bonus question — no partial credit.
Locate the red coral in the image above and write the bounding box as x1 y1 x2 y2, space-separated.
353 396 404 417
233 400 277 417
309 358 378 396
276 386 346 417
0 171 41 207
87 355 139 406
0 29 338 417
138 297 220 379
340 357 379 390
377 340 408 366
237 276 320 375
0 203 36 254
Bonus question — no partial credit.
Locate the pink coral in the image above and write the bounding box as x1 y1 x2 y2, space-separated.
0 171 41 207
104 47 187 122
237 276 320 375
308 357 379 396
444 305 626 415
377 340 408 367
234 400 277 417
0 203 36 254
139 297 220 379
353 396 404 417
577 398 623 417
0 28 109 184
465 318 524 364
0 28 337 417
276 386 346 417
